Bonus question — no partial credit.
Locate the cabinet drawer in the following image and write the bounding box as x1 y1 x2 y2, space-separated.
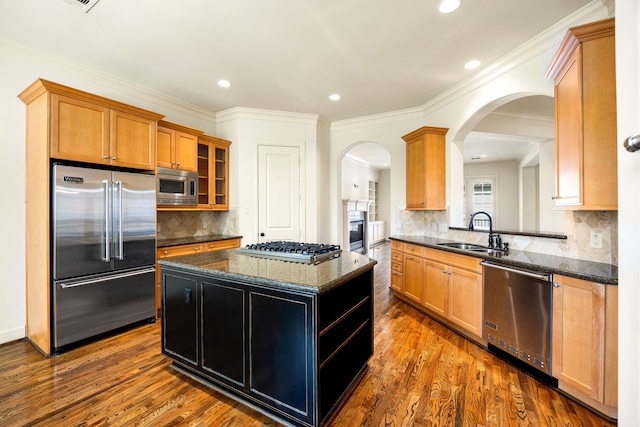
391 250 403 263
204 238 241 252
391 240 404 251
391 260 403 273
390 271 403 292
157 243 204 259
404 243 427 258
425 248 481 273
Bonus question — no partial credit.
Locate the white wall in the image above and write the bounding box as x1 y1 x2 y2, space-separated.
464 160 520 230
215 108 324 244
538 139 564 232
341 157 371 200
521 166 539 230
378 169 391 237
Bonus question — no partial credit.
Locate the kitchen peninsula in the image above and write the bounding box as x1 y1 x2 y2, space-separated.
158 248 376 427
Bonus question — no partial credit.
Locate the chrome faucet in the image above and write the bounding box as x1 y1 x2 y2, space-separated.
468 211 494 248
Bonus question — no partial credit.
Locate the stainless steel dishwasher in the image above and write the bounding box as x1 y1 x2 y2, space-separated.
482 262 554 377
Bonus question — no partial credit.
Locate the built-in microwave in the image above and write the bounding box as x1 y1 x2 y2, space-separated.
157 167 197 206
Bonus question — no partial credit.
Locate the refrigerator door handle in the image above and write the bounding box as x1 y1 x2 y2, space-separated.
57 267 157 289
102 180 111 262
115 181 124 260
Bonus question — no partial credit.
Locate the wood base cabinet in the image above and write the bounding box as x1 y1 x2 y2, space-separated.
390 240 404 292
546 18 617 210
390 242 483 342
552 274 618 418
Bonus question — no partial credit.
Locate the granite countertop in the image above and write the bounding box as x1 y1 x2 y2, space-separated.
390 234 618 285
158 249 377 294
157 234 243 248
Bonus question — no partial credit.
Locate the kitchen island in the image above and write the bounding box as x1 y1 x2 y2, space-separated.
158 248 377 427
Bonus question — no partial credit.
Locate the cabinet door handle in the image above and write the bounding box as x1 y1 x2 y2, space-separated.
112 157 117 160
103 155 109 159
163 251 168 255
194 247 200 251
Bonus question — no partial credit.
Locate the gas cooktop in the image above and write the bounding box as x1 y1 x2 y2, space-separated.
236 241 342 264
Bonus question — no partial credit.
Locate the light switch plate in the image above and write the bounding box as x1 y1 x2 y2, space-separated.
590 232 603 249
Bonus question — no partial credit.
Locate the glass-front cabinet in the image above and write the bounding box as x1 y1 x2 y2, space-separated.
197 134 231 210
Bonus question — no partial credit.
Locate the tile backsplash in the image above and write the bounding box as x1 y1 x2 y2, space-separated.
396 209 618 265
157 209 239 240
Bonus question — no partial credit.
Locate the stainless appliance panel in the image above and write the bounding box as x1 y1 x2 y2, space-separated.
53 268 156 348
156 167 197 206
52 165 113 280
482 262 552 375
112 171 156 270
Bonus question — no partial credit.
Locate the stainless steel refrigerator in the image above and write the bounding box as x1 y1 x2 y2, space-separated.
52 164 156 352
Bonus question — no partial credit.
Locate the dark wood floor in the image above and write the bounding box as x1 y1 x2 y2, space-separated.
0 241 616 426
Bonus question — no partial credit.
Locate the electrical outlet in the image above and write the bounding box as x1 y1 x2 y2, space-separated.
590 232 603 249
431 223 437 231
439 223 448 233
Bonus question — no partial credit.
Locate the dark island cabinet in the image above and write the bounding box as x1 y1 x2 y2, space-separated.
160 265 374 427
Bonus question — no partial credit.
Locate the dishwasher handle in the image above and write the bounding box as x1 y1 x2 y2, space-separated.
480 261 551 281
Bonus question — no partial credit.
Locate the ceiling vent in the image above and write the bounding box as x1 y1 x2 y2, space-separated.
61 0 101 13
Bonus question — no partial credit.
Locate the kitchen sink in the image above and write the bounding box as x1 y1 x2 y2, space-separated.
437 242 505 255
437 243 487 250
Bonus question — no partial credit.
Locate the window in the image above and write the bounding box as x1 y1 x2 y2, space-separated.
463 177 496 230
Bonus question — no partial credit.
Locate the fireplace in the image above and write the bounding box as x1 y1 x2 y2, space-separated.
344 199 370 254
348 210 365 252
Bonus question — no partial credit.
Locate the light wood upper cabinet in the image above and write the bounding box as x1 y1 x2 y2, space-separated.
197 134 231 210
22 79 162 172
157 120 202 172
110 110 157 170
546 18 617 210
552 274 617 418
402 126 448 210
51 94 110 165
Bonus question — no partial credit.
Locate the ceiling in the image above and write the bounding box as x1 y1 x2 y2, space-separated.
0 0 593 123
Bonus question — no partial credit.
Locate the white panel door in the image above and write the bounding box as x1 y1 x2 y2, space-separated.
258 145 301 242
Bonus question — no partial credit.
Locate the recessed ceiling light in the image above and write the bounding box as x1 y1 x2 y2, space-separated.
464 60 481 70
329 94 341 101
217 80 232 88
438 0 462 14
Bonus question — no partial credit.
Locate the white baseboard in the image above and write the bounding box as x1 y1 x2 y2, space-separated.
0 326 25 345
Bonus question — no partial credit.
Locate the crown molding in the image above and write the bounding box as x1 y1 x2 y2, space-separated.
487 110 555 126
215 106 321 126
1 34 217 123
330 107 423 132
420 1 609 117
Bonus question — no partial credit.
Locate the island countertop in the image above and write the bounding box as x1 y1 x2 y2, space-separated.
158 248 377 294
390 234 617 285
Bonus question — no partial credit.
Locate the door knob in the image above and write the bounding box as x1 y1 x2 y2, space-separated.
624 132 640 152
260 232 265 237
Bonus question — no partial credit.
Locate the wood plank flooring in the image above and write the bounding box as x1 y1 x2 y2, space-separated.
0 241 615 426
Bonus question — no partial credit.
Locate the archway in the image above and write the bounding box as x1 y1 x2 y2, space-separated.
337 141 392 253
450 93 560 232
